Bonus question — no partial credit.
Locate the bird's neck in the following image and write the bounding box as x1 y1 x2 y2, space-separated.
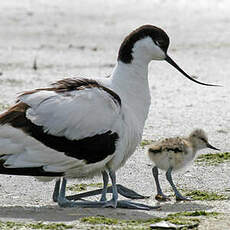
111 60 151 127
188 138 203 153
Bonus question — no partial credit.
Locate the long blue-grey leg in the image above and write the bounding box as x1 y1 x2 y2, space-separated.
107 170 149 199
58 177 78 207
56 177 111 208
103 170 118 208
104 170 160 210
57 177 101 208
56 176 158 210
152 166 170 201
52 178 61 202
100 170 109 201
166 167 190 201
66 169 148 201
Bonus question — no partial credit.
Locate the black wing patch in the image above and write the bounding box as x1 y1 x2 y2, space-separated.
0 102 119 166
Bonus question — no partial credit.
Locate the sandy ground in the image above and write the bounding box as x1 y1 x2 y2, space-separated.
0 0 230 229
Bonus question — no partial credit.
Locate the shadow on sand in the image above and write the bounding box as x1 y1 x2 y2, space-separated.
0 200 214 222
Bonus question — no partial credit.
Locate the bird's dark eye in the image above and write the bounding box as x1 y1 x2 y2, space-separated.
154 40 166 47
154 41 160 46
200 137 207 143
153 40 168 53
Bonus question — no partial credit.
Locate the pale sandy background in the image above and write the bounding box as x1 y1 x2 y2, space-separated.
0 0 230 229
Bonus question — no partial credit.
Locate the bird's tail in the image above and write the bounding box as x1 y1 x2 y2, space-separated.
0 156 63 177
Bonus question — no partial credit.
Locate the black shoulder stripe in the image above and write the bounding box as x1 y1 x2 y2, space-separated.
149 146 182 154
53 78 121 106
165 147 182 153
20 78 121 107
100 85 121 106
149 147 162 154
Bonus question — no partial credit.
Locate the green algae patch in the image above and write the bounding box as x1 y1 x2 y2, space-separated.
0 103 9 111
168 211 219 217
67 182 107 192
80 215 199 229
196 152 230 165
27 222 74 230
0 221 74 230
140 139 154 147
184 190 229 201
67 183 88 192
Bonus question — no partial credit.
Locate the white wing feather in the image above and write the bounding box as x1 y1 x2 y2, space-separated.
19 87 121 140
0 86 121 173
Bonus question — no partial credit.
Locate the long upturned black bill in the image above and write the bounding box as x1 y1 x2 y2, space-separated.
165 55 220 87
206 142 220 151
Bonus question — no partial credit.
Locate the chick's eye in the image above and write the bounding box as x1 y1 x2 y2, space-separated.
200 137 207 143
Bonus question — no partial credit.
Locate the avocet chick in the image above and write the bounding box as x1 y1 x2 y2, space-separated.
148 129 219 201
